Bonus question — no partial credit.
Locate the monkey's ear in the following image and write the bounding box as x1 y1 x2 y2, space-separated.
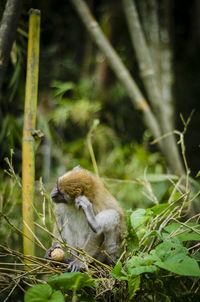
73 165 81 171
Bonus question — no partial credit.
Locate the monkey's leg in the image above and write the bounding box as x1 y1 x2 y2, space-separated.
95 209 121 262
68 209 121 270
67 230 104 272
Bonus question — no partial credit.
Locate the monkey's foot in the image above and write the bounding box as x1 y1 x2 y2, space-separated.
67 259 84 272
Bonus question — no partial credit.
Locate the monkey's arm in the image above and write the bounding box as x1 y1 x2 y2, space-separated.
75 195 102 234
45 207 63 260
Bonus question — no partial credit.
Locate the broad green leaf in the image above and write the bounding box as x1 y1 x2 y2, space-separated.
24 284 65 302
48 272 98 291
150 203 176 216
50 291 65 302
111 262 128 280
128 275 140 299
130 209 148 230
151 203 169 215
155 257 200 276
126 254 157 275
154 242 200 276
164 222 200 241
153 241 187 260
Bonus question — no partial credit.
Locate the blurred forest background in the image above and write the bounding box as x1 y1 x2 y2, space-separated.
1 0 200 300
1 0 200 227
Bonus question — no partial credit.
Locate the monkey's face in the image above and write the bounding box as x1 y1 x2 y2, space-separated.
51 179 73 204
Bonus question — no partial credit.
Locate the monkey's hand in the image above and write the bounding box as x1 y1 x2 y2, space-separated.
75 195 91 210
75 195 102 234
45 243 62 260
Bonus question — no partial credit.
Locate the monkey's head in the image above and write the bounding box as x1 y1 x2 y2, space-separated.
51 166 95 204
50 178 72 203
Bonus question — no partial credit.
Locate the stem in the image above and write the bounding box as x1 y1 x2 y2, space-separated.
22 9 40 266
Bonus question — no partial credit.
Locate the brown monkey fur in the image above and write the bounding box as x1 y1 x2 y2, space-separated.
58 169 124 219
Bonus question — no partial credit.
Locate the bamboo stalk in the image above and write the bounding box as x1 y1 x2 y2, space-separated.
22 9 40 265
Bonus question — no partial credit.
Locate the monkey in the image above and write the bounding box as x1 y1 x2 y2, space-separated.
45 166 124 272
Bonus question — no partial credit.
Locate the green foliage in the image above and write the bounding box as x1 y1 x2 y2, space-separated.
25 273 98 302
1 162 200 301
125 241 200 277
48 272 98 290
24 284 65 302
0 174 22 251
164 222 200 242
0 115 22 159
110 207 200 300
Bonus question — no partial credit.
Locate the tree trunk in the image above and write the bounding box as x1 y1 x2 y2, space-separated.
0 0 23 94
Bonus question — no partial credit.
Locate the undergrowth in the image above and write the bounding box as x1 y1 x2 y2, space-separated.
0 152 200 302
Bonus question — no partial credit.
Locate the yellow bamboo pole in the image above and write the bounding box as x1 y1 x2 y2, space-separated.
22 9 40 264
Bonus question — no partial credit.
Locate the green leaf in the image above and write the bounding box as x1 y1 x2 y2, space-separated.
140 174 178 182
141 230 162 240
48 272 98 291
151 203 169 216
24 284 65 302
195 170 200 178
130 209 151 230
125 213 139 250
128 275 140 299
111 262 128 280
126 254 157 275
50 291 65 302
51 80 75 97
155 257 200 276
164 222 200 241
154 242 200 276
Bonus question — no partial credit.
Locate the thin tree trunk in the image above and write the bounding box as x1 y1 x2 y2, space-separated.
138 0 174 128
0 0 23 94
70 0 184 176
122 0 184 175
159 0 175 128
